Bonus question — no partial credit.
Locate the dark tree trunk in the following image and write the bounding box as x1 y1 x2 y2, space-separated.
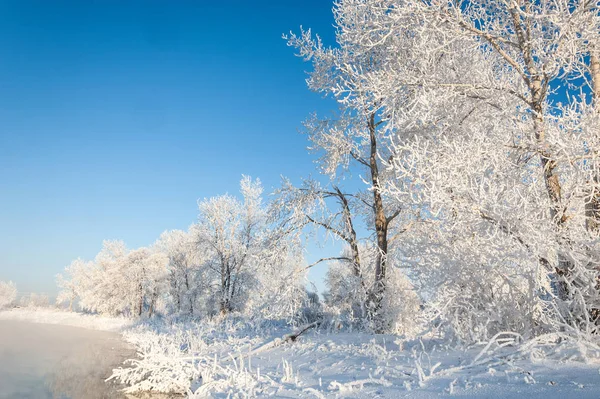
184 273 193 315
368 112 390 328
137 283 143 317
587 52 600 235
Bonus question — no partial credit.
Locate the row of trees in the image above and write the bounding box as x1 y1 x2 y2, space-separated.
57 177 316 322
58 0 600 343
0 281 50 309
281 0 600 341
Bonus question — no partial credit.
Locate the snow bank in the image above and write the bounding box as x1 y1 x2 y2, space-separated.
0 308 134 332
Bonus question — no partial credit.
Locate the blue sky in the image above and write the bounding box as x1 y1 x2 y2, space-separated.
0 1 342 296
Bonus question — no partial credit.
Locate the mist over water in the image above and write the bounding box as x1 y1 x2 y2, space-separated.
0 320 134 399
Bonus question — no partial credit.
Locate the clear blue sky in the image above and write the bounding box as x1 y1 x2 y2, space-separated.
0 1 341 296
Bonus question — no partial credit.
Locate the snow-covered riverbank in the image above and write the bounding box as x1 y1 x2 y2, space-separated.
109 319 600 398
0 308 134 332
2 310 600 398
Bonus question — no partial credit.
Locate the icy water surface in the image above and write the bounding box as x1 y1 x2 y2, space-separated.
0 320 135 399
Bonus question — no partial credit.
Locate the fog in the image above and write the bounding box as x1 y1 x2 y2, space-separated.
0 320 134 399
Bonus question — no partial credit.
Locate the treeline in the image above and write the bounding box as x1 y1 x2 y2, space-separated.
57 177 318 323
58 0 600 345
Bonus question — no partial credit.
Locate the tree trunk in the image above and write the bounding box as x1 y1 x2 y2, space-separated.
137 283 143 317
148 284 158 318
220 260 229 315
509 2 571 300
333 186 363 278
530 78 572 300
148 296 155 318
586 52 600 234
591 53 600 106
368 112 389 328
172 271 181 313
184 273 193 315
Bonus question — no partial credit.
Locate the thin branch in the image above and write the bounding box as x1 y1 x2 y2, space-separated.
351 150 370 167
386 209 402 224
305 214 350 242
304 256 352 270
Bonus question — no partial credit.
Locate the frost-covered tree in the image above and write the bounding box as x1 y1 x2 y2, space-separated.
196 178 263 315
57 176 309 322
56 258 88 311
283 0 600 341
79 240 130 316
304 0 600 340
155 228 205 316
196 176 307 316
0 280 17 309
20 292 49 308
59 240 169 317
124 247 168 318
284 11 416 329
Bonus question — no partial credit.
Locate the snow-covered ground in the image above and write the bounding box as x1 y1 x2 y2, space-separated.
109 320 600 398
1 310 599 398
0 307 134 332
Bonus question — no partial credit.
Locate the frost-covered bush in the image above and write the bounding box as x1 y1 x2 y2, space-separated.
402 225 548 343
19 292 50 308
0 280 17 309
109 318 285 395
325 244 422 336
243 248 322 326
325 259 369 328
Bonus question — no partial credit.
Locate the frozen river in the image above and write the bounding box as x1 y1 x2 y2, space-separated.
0 320 135 399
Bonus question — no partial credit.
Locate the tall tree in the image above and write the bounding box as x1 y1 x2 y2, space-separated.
196 176 268 315
155 228 204 315
285 19 406 328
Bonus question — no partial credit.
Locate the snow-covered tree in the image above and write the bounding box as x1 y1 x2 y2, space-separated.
324 242 421 335
155 228 206 316
56 258 88 311
284 0 600 341
59 240 169 318
20 292 49 308
284 13 417 329
123 247 169 318
196 176 307 316
0 280 17 309
57 176 309 322
299 0 600 340
79 240 130 316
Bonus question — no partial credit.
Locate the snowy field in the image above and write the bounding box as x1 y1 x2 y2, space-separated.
108 319 600 398
1 310 600 398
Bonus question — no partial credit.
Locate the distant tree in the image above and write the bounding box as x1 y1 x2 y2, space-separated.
59 240 168 318
56 258 88 311
124 247 168 318
81 240 130 316
196 176 269 315
155 228 205 315
0 280 17 309
57 176 310 322
19 292 49 308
